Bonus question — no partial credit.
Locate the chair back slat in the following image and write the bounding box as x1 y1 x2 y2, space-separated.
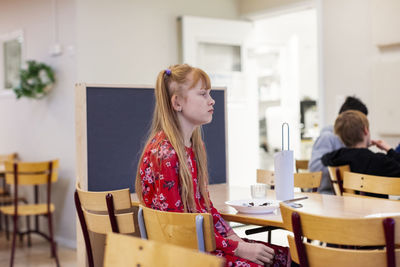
76 185 132 211
343 171 400 195
287 235 399 267
294 172 322 191
5 172 58 185
83 210 135 234
140 205 216 252
5 160 59 172
0 153 18 163
280 202 400 246
296 159 309 172
103 233 224 267
4 160 59 185
327 165 351 195
256 169 275 187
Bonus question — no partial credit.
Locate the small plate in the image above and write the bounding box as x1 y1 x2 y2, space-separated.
225 199 280 214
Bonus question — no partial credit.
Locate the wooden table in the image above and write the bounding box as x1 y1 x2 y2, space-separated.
132 183 400 229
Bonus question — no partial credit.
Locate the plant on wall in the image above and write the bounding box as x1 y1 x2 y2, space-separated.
13 60 55 99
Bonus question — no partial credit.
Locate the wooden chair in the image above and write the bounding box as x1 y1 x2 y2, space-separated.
256 169 275 189
0 153 26 232
74 183 136 267
138 205 215 252
0 153 18 195
0 160 59 267
343 171 400 197
104 232 224 267
280 202 400 267
327 165 351 195
296 159 309 173
294 172 322 192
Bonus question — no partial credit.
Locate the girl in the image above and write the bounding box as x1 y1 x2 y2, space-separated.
135 64 289 266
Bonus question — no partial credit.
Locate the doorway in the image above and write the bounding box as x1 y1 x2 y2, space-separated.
247 8 319 171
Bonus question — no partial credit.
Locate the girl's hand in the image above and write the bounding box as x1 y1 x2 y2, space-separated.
371 139 391 152
234 242 275 265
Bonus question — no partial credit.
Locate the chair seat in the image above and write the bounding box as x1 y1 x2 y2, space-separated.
0 203 55 215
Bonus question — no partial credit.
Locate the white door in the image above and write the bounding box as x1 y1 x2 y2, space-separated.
181 16 258 186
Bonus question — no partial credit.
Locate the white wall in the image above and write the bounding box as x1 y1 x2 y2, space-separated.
320 0 400 145
0 0 77 247
76 0 239 85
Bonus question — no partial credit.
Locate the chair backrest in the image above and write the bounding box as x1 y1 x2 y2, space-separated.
296 159 309 173
294 172 322 192
104 232 224 267
4 160 59 211
74 183 135 267
280 202 400 267
0 153 18 163
343 171 400 196
327 165 351 195
138 205 216 252
4 160 59 185
256 169 275 188
257 169 321 192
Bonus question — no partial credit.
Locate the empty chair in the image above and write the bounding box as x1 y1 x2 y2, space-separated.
74 183 136 267
0 153 25 232
327 165 351 195
256 169 275 189
0 153 18 195
138 205 215 252
343 171 400 198
0 160 59 267
296 159 309 173
280 202 400 267
294 172 322 192
104 232 224 267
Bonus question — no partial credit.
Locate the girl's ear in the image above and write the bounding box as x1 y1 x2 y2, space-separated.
171 94 182 112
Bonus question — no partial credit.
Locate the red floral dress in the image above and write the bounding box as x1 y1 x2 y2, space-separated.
138 131 290 267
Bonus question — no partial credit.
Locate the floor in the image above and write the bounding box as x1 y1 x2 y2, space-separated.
0 231 76 267
0 223 289 266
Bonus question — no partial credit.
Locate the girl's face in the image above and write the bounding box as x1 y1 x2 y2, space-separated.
176 74 215 128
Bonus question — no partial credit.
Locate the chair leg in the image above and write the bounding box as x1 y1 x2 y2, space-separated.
0 211 3 231
10 215 18 267
5 214 9 240
26 216 31 247
47 212 59 267
267 230 271 244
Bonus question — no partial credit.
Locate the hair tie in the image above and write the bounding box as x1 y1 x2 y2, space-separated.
165 69 171 76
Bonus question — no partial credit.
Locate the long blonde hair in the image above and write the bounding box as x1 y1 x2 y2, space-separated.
135 64 211 212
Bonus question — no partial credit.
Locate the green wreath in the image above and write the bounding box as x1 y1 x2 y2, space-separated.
13 60 55 99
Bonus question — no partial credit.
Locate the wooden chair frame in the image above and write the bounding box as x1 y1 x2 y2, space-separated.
296 159 309 173
74 184 135 267
327 165 351 195
343 171 400 197
280 202 400 267
138 205 215 252
0 153 21 232
103 232 224 267
0 160 59 267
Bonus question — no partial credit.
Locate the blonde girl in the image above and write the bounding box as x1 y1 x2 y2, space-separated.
136 64 289 266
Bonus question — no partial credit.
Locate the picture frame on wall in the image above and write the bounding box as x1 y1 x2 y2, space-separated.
0 30 23 93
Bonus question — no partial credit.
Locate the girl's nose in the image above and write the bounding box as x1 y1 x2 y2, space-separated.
209 96 215 106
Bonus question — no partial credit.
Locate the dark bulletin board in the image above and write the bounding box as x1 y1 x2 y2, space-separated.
86 86 227 192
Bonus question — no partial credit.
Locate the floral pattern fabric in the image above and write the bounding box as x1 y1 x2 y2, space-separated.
139 131 290 267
